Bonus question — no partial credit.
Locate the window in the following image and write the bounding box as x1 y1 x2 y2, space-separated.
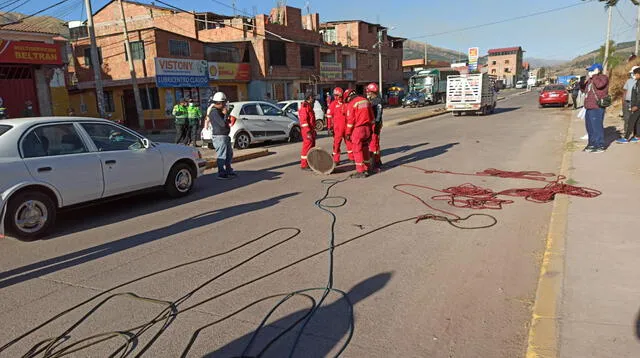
268 41 287 66
83 47 103 67
322 28 337 43
320 52 336 63
70 25 88 40
505 59 510 64
0 125 12 137
204 44 241 62
240 104 260 115
504 68 511 73
169 39 190 57
124 41 145 60
287 102 298 112
81 123 142 152
103 91 116 112
492 61 496 65
260 103 283 116
22 124 87 158
140 88 160 110
491 69 496 74
300 45 315 67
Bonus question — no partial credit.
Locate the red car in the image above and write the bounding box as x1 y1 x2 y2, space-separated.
539 84 569 107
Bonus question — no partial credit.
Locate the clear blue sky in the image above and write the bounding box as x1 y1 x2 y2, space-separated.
7 0 640 60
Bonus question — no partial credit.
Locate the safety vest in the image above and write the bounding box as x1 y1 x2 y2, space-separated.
187 105 201 124
172 104 188 124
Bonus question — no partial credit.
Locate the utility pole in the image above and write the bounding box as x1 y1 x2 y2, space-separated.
604 5 613 73
118 0 145 129
377 29 383 97
84 0 105 117
424 42 428 68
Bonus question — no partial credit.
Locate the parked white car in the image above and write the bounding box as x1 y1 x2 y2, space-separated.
0 117 206 240
277 100 326 131
226 101 302 149
515 80 526 89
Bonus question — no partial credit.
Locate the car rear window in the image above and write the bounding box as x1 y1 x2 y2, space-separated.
0 125 11 136
544 85 565 91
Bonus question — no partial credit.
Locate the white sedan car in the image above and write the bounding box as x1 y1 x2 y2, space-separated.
0 117 206 240
226 101 302 149
277 100 326 131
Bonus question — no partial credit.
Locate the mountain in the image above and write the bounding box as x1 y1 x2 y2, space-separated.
403 40 467 63
550 41 637 75
525 58 568 68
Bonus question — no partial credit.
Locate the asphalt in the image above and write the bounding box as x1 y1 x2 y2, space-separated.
0 90 568 357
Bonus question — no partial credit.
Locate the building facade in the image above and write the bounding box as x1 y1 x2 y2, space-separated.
487 46 524 87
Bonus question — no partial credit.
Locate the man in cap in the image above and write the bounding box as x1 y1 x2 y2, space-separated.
187 98 203 147
344 88 374 178
204 92 236 180
580 63 609 153
616 65 640 143
172 98 189 144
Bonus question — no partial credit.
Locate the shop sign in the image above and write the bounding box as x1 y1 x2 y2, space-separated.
208 62 250 81
320 62 342 80
343 70 354 81
468 47 479 71
0 40 62 65
154 57 209 88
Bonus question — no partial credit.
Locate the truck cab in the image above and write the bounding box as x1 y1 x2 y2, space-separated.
409 69 460 104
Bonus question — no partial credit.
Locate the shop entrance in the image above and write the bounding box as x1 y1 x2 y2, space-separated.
0 65 39 118
122 90 139 128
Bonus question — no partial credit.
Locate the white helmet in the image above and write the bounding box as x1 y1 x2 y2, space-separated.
211 92 227 103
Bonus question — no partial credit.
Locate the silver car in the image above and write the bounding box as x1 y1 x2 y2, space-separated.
0 117 206 240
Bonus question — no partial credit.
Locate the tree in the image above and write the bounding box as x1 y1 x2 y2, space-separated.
597 40 625 69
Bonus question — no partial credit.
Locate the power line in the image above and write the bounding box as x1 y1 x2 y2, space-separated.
0 0 71 27
0 0 25 11
4 0 31 14
409 1 593 39
615 4 634 27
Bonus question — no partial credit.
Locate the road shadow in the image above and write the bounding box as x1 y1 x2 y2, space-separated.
332 142 431 174
385 142 459 168
604 125 621 147
493 107 521 114
636 308 640 340
0 193 299 290
47 161 298 239
201 272 392 358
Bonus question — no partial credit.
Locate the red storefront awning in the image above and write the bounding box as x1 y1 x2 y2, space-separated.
0 40 62 65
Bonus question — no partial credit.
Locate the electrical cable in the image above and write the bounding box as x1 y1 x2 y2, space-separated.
1 167 599 357
616 5 634 28
0 0 70 28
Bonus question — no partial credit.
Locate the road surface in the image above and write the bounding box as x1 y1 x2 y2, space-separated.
0 90 568 357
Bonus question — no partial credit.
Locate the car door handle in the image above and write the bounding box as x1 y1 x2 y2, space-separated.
105 160 116 165
241 118 248 121
265 118 271 121
37 166 52 173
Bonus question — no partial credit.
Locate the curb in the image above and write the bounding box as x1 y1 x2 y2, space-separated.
525 111 573 358
203 149 270 169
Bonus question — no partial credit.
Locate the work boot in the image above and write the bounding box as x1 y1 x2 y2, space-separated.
351 172 369 179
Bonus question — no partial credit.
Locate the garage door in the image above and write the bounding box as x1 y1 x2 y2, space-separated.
0 65 39 118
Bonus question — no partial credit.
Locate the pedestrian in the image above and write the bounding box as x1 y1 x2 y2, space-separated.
22 100 34 117
187 99 202 147
326 87 353 164
366 82 383 170
616 65 640 144
325 90 332 108
624 67 640 144
569 79 580 110
299 92 317 171
204 92 236 180
344 88 373 178
172 99 188 144
580 63 609 153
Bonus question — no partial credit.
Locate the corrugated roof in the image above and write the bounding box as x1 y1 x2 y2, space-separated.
488 46 522 54
0 12 69 36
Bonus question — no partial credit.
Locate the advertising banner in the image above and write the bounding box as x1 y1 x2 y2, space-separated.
0 40 62 65
208 62 250 81
320 62 343 80
155 57 209 88
468 47 479 71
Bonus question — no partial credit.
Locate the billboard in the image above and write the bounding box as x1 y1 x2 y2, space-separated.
208 62 251 81
320 62 343 80
468 47 479 71
0 40 62 65
154 57 209 88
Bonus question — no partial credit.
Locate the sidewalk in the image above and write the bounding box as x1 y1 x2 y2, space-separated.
535 109 640 357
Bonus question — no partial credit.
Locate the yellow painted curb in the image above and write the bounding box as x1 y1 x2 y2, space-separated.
525 112 573 358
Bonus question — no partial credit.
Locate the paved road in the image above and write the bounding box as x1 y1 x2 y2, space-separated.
0 90 565 357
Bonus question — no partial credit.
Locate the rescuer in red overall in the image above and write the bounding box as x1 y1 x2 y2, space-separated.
366 83 383 169
299 92 317 171
326 87 354 164
344 89 373 178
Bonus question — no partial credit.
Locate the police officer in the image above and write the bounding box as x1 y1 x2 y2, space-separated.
172 99 188 144
187 99 202 147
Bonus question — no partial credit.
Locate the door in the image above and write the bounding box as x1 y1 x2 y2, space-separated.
0 65 39 118
259 103 289 140
238 103 268 140
122 90 139 128
21 123 103 206
79 122 164 197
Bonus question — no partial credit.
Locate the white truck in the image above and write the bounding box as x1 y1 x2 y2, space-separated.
446 73 498 116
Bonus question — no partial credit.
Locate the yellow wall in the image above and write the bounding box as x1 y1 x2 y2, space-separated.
50 87 71 116
68 87 172 123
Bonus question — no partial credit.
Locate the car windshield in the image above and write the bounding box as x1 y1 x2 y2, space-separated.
0 124 11 136
544 85 565 91
276 103 286 109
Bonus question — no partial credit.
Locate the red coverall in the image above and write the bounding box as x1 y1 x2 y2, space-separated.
368 96 383 167
299 101 316 168
345 96 373 173
327 100 353 163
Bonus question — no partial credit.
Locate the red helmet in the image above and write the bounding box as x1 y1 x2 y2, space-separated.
343 88 356 102
333 87 344 97
366 82 379 94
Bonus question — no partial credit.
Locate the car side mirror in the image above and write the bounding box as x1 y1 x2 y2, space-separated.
141 138 150 149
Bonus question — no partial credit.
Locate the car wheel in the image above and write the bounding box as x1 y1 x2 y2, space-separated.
289 126 302 142
165 162 195 198
315 119 324 132
6 191 56 240
453 111 461 117
234 132 251 149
